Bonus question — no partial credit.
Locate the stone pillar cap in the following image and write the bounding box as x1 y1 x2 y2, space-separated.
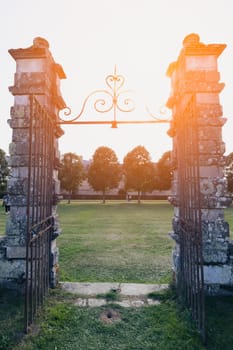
33 37 49 49
182 33 202 47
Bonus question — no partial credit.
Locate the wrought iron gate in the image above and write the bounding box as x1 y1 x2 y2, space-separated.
176 96 205 340
25 96 55 332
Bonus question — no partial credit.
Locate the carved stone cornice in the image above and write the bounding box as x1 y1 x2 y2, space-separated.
181 33 226 57
9 37 49 60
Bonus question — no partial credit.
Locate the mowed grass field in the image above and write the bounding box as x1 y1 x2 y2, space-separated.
57 200 174 284
1 199 233 283
1 201 233 349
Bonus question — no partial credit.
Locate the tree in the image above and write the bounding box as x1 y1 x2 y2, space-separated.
87 146 121 203
154 151 172 191
123 146 155 203
0 149 10 197
58 152 86 203
225 152 233 193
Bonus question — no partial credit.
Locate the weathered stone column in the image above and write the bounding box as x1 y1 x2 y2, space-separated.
167 33 233 294
0 37 66 290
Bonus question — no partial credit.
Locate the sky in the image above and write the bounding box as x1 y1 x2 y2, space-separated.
0 0 233 162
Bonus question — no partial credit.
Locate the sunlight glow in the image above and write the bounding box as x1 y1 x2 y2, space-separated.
0 0 232 161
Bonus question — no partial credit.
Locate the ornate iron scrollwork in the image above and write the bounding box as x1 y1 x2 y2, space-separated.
58 66 171 127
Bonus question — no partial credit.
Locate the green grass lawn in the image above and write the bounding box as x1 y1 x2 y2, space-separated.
2 288 232 350
9 288 206 350
1 200 233 349
57 200 174 284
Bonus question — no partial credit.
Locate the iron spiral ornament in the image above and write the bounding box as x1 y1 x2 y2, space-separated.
58 66 170 127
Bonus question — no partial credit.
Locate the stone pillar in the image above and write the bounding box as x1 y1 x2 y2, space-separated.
0 37 66 290
167 33 233 294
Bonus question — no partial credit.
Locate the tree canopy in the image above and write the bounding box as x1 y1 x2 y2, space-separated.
154 150 172 191
123 145 154 203
58 152 86 203
87 146 121 203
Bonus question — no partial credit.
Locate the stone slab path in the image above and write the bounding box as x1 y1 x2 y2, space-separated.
60 282 169 308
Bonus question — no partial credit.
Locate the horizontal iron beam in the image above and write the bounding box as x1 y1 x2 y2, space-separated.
58 119 170 125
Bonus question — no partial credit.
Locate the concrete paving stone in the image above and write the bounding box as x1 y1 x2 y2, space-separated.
60 282 169 303
119 283 169 296
60 282 120 296
130 299 145 307
73 297 162 308
88 298 106 307
115 300 131 308
74 298 87 307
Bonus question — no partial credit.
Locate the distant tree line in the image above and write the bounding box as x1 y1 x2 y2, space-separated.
1 147 233 204
58 145 173 203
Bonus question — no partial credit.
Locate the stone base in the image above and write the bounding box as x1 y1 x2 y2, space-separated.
204 264 233 285
0 278 25 294
204 283 233 296
0 240 59 292
172 239 233 296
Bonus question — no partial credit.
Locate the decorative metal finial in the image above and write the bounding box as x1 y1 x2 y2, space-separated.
59 66 135 127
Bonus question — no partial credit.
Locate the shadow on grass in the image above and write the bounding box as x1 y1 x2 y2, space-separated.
0 288 24 350
205 295 233 350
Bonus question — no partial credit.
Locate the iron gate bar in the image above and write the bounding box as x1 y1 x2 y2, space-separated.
177 95 205 341
59 119 170 125
25 96 55 333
